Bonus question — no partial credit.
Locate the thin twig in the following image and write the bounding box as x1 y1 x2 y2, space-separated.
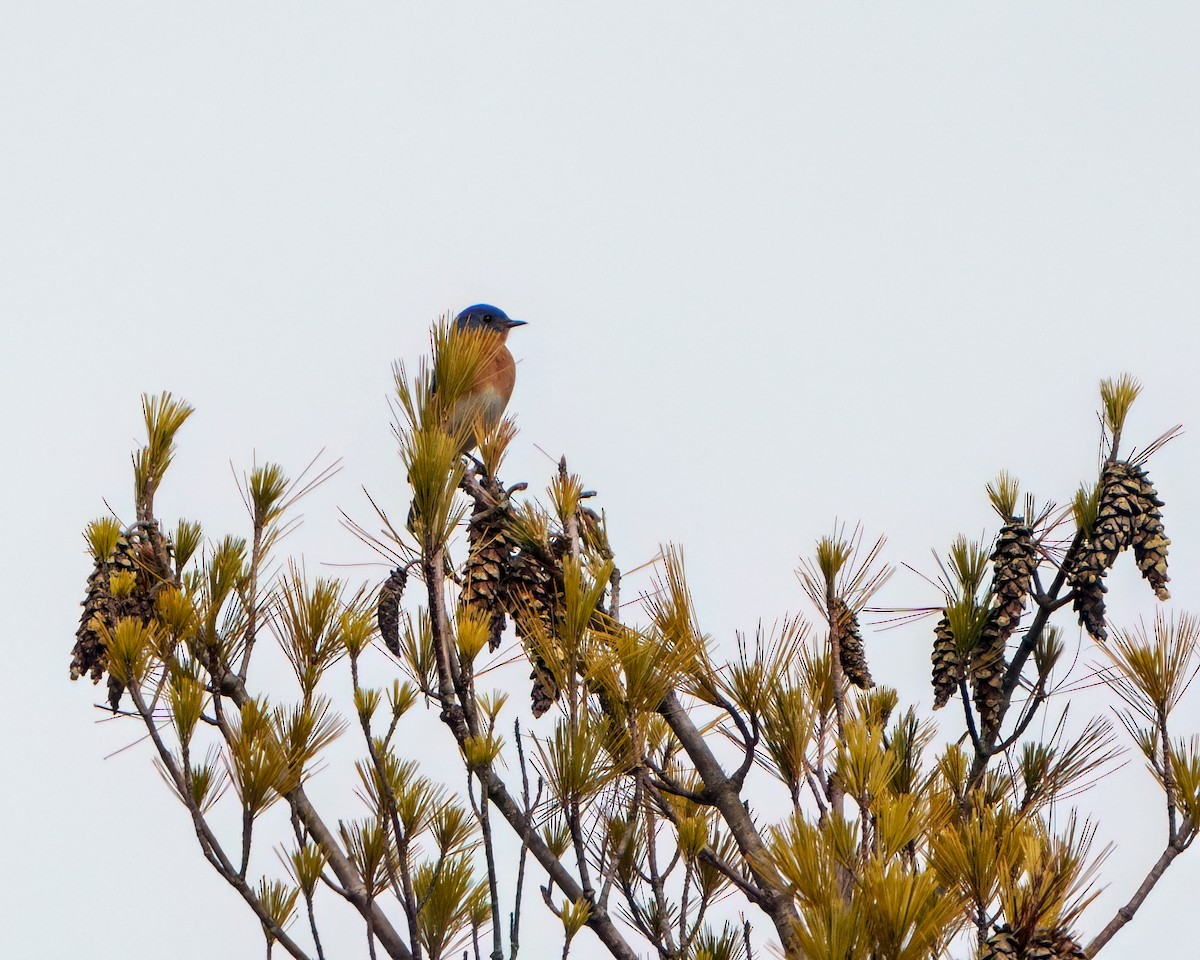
1085 821 1195 956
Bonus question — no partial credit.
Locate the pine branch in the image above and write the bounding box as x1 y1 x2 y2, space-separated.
216 673 413 959
1085 820 1195 956
656 691 803 956
421 547 641 960
128 682 315 960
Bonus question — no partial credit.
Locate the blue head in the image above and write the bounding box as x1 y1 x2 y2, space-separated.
454 304 527 336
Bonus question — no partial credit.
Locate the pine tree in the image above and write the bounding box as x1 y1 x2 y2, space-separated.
70 330 1199 960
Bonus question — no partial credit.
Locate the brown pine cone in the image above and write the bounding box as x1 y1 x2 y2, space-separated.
71 525 171 709
931 614 962 709
833 597 873 690
376 567 408 657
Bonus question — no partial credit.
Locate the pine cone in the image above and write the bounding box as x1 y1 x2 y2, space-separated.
1092 462 1142 563
1128 464 1170 600
529 664 558 718
979 924 1019 960
1048 932 1086 960
931 614 962 709
71 538 132 685
376 567 407 657
71 525 171 710
967 521 1035 736
504 546 564 718
980 923 1084 960
833 598 873 690
461 500 513 651
969 628 1007 740
1025 929 1086 960
1069 547 1109 642
1070 461 1171 639
987 521 1036 645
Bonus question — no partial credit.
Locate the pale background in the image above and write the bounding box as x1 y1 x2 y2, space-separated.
2 3 1199 958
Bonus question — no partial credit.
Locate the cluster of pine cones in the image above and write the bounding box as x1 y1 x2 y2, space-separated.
979 924 1086 960
931 520 1036 739
460 491 566 716
378 481 573 717
1069 461 1170 642
971 520 1037 737
71 523 172 710
931 458 1170 733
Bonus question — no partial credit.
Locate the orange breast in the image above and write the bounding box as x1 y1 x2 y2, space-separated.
449 345 517 450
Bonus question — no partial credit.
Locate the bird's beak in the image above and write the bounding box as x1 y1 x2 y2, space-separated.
505 318 528 329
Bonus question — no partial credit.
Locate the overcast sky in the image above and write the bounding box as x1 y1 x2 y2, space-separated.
3 4 1200 958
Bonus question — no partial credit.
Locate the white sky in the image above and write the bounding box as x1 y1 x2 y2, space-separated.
3 4 1200 958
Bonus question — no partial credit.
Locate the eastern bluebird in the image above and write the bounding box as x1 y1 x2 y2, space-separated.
445 304 526 453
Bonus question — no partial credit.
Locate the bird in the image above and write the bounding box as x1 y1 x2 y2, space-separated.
444 304 526 453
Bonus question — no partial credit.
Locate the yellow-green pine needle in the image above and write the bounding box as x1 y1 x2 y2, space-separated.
228 697 287 815
461 733 503 770
97 617 156 687
133 392 195 512
644 545 708 668
189 749 229 813
173 519 203 571
688 923 745 960
834 714 895 803
676 814 709 861
506 502 552 553
761 680 814 792
1034 625 1065 678
109 569 137 599
195 536 248 649
1100 373 1142 438
946 536 989 596
1168 736 1200 826
155 585 197 638
858 686 900 731
475 690 508 724
1103 611 1200 718
339 602 376 660
340 818 393 897
542 819 572 859
477 415 518 479
249 463 289 533
455 605 492 663
430 321 506 412
534 716 615 805
466 882 492 930
815 534 853 587
560 898 592 940
273 696 347 792
1073 481 1101 534
395 771 446 837
413 855 478 957
431 803 476 856
550 467 585 531
168 662 206 747
84 517 122 561
388 680 418 719
355 686 381 723
403 421 468 546
289 841 328 897
559 556 611 655
256 877 300 942
986 471 1021 522
273 567 347 691
397 610 438 693
945 596 989 655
